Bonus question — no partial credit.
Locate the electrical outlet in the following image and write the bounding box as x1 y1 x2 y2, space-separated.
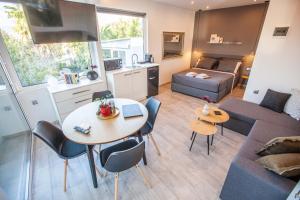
253 90 259 94
32 100 38 105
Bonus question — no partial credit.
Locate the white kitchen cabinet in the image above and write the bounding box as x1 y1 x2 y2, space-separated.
48 79 106 124
106 64 158 101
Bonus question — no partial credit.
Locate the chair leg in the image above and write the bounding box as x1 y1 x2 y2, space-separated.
149 134 161 156
64 159 68 192
135 165 151 188
114 173 119 200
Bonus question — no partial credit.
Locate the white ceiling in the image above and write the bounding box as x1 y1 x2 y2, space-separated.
152 0 266 11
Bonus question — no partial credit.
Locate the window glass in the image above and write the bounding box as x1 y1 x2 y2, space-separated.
0 2 92 87
98 12 144 66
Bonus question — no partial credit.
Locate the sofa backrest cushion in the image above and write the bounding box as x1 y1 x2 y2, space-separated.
260 89 291 113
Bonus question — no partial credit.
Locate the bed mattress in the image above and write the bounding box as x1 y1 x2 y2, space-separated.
172 68 235 93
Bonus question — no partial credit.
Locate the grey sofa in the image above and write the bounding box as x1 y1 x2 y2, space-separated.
219 98 300 200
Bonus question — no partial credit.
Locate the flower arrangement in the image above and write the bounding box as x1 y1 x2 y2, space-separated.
96 97 112 117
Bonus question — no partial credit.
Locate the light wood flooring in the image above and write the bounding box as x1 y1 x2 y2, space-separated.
31 85 246 200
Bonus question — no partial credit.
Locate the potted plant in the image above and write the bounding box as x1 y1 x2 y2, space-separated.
96 97 112 117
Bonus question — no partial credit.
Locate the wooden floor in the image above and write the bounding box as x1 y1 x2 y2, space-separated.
31 85 246 200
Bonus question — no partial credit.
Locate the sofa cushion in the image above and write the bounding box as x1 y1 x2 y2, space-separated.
284 88 300 120
248 120 300 144
220 98 300 132
257 136 300 156
260 89 291 113
256 153 300 178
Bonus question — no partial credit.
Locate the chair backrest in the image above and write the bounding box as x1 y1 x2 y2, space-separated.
33 121 65 156
145 97 161 130
92 90 114 102
104 140 145 173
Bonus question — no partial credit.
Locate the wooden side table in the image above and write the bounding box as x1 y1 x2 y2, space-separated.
195 106 229 135
240 75 249 88
189 120 217 155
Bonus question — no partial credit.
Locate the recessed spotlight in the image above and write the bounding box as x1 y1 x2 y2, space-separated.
206 5 210 9
191 1 195 5
254 0 257 2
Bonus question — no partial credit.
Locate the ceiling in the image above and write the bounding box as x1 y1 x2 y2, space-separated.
152 0 266 11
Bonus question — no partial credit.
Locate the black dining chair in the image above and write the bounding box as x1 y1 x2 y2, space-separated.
100 139 151 200
137 97 162 156
92 90 114 102
33 121 89 192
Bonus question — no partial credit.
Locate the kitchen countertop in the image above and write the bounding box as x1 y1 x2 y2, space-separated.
105 63 159 75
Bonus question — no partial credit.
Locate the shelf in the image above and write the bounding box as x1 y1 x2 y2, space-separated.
207 41 242 45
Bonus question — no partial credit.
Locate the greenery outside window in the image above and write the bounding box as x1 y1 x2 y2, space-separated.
0 2 92 87
97 10 145 66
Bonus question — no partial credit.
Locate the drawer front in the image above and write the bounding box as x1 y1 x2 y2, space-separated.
53 82 104 103
56 94 93 116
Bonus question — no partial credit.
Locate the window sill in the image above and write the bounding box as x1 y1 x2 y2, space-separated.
47 78 104 94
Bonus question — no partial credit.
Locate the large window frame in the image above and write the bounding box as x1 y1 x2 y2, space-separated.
0 1 102 92
97 7 147 66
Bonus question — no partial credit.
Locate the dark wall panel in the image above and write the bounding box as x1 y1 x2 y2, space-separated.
191 3 268 66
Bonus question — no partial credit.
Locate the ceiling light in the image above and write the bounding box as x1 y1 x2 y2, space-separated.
206 5 210 9
254 0 257 1
191 1 195 5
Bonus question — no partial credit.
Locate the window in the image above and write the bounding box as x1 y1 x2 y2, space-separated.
97 11 145 66
0 2 92 87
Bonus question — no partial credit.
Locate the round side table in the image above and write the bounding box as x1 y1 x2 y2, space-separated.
189 120 217 155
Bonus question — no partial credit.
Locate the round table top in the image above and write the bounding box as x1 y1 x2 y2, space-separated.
195 106 229 124
62 98 148 145
190 120 217 136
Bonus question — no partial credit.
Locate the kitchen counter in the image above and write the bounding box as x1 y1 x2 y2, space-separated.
105 63 159 75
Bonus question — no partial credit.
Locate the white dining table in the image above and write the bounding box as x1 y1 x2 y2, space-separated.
62 98 148 188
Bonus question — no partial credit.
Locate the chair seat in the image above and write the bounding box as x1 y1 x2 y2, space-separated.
100 140 138 167
139 123 152 136
61 140 87 159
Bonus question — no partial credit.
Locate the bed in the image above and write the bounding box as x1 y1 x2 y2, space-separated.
171 56 242 102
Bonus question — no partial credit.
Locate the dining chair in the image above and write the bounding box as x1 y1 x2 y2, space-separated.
100 139 151 200
138 97 162 156
33 121 89 192
92 90 114 101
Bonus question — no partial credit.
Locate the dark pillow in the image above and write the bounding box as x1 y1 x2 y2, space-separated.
260 89 291 113
216 59 241 73
256 153 300 177
257 136 300 156
196 57 217 69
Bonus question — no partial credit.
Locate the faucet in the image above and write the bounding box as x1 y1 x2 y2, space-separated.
131 54 138 67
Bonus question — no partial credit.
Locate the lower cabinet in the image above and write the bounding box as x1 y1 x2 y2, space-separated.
107 68 147 101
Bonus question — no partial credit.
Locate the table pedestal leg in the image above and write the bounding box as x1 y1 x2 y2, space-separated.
86 145 98 188
189 132 197 151
207 136 210 155
137 131 147 165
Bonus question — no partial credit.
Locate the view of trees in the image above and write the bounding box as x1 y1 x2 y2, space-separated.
100 18 143 40
1 4 91 87
0 3 143 87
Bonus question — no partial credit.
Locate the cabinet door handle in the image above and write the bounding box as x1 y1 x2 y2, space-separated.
74 98 91 104
72 90 90 95
149 77 156 80
134 71 140 74
124 73 132 76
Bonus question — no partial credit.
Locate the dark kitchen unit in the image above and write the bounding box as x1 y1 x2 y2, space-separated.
147 66 159 97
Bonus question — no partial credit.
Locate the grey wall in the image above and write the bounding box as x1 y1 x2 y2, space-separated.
191 3 268 66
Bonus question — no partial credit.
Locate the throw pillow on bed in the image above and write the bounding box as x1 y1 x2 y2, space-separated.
284 89 300 120
256 153 300 178
216 59 242 73
260 89 291 113
196 57 217 69
257 136 300 156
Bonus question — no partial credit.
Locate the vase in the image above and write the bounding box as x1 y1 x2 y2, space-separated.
87 70 98 80
202 104 210 116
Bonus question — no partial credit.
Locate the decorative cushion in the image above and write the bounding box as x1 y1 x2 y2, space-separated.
256 153 300 177
216 59 242 73
260 89 291 113
284 89 300 120
196 57 217 69
257 136 300 156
